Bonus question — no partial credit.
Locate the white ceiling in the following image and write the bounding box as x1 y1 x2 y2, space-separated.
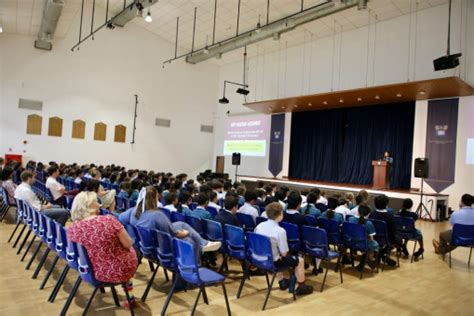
0 0 449 65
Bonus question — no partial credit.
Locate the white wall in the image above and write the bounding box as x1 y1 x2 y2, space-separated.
212 1 474 207
0 13 220 177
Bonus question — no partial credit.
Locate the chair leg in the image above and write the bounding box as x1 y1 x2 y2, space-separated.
396 245 400 267
49 265 69 302
16 230 32 255
164 268 169 282
7 220 22 243
21 235 37 261
337 255 343 284
60 276 82 316
122 282 135 316
262 272 276 311
201 286 209 305
321 267 329 293
148 260 155 272
141 263 159 302
33 248 50 279
82 287 98 316
411 241 417 263
191 288 203 316
40 254 59 289
161 273 177 316
26 242 42 270
236 261 249 299
12 224 27 248
265 272 270 288
449 250 452 268
221 283 232 316
110 286 120 307
0 205 10 221
359 253 366 280
219 254 227 273
350 250 355 267
469 248 472 268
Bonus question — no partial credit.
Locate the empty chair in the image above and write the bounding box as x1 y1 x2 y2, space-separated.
449 224 474 268
204 219 227 271
159 207 171 220
236 212 255 232
224 224 247 278
280 221 301 253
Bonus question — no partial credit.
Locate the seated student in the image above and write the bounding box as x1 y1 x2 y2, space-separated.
433 194 474 255
283 191 306 229
163 192 178 212
346 192 355 209
223 181 233 197
45 166 66 206
118 181 133 199
214 195 240 227
14 171 69 225
334 198 351 220
347 205 379 270
237 190 259 223
129 179 142 204
300 190 309 208
119 187 221 254
208 191 221 210
398 198 424 259
178 190 193 215
236 185 246 206
91 171 116 211
299 192 322 218
255 189 266 211
212 181 225 200
255 202 313 295
319 198 344 224
189 192 212 220
369 194 399 266
264 185 274 205
274 189 287 209
1 167 17 205
348 194 366 217
317 190 328 205
74 169 84 185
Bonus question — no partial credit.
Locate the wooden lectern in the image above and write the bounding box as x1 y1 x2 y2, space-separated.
372 160 390 189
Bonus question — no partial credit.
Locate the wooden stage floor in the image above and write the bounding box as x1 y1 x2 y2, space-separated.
0 211 472 316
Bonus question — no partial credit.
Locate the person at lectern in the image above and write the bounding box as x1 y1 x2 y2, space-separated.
383 151 393 164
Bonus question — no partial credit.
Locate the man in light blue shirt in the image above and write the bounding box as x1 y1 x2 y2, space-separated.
433 194 474 254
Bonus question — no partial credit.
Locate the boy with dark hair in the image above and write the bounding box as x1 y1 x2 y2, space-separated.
283 190 306 229
214 195 240 227
237 189 259 223
190 192 212 220
398 198 424 259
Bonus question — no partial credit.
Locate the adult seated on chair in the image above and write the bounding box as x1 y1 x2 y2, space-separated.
433 194 474 255
369 194 399 266
68 191 138 307
214 195 240 227
283 190 306 229
255 202 313 295
14 171 69 225
119 186 221 254
1 166 17 205
398 198 424 259
238 190 259 223
45 166 66 206
299 192 321 218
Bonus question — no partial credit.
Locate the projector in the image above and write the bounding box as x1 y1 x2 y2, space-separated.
433 53 462 71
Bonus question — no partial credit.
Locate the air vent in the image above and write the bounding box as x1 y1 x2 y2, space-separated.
200 125 214 133
155 118 171 128
19 98 43 111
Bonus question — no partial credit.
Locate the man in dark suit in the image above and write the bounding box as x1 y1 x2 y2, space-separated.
214 195 240 227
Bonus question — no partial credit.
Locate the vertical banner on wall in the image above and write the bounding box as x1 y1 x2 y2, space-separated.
425 98 459 193
268 114 285 177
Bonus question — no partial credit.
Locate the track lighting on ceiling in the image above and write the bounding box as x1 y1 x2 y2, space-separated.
218 80 249 104
145 5 152 23
256 15 262 33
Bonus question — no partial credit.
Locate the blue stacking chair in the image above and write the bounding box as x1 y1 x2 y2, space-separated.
318 218 342 248
186 215 205 237
48 222 72 303
64 195 74 210
190 202 198 210
204 220 227 271
305 215 317 226
8 199 27 246
236 212 255 232
342 222 377 279
15 202 35 255
20 204 38 262
449 224 474 268
171 211 186 223
242 232 296 310
301 226 343 292
159 207 171 220
0 186 14 221
32 213 54 280
223 224 249 297
372 219 400 269
167 238 231 316
256 216 267 225
207 206 219 218
280 222 301 253
38 216 61 290
316 203 328 213
345 215 355 222
25 207 44 270
259 205 266 215
115 196 127 212
60 243 136 316
394 216 421 263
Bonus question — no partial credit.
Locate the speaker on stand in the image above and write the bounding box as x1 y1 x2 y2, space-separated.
232 153 241 183
414 158 434 221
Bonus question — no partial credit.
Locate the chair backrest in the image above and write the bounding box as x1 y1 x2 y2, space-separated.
173 238 201 284
204 219 224 243
136 226 158 259
345 215 355 222
236 212 255 231
154 230 175 271
256 216 267 225
64 195 74 210
394 215 416 239
342 222 368 252
66 238 79 271
190 202 198 210
207 206 218 218
371 219 389 246
125 224 141 254
115 196 126 211
317 217 341 245
39 213 49 242
159 207 171 220
185 215 204 236
452 224 474 247
45 215 57 249
55 221 68 259
246 232 275 271
305 215 317 226
76 243 101 286
316 203 328 213
301 225 329 258
171 211 186 223
224 224 246 260
279 221 300 252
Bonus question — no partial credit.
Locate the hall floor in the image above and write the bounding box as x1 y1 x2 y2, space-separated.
0 212 472 316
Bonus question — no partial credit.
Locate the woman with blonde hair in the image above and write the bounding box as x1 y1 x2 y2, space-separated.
67 191 138 307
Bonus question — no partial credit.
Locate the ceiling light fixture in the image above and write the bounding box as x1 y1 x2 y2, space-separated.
218 80 249 104
339 99 344 103
419 90 426 95
375 95 380 99
396 93 402 97
236 87 250 95
0 26 2 33
357 97 362 101
145 10 152 23
323 101 328 105
308 102 312 106
218 96 229 104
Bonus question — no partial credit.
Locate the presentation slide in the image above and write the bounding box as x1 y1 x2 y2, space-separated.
223 115 269 157
466 101 474 165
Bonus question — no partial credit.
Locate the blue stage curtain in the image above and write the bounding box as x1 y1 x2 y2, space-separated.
289 102 415 189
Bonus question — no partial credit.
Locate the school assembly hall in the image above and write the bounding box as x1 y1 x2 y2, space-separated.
0 0 473 315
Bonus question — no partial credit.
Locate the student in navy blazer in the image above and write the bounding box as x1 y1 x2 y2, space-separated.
214 195 240 227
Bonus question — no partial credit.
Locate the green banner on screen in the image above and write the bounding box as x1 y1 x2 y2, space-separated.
223 140 266 157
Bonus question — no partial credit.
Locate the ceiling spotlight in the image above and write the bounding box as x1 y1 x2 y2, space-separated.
357 97 362 101
281 106 285 109
396 93 402 97
256 22 262 33
0 26 2 33
375 95 380 99
145 10 152 23
323 101 328 105
203 47 210 54
236 88 250 95
294 104 298 108
308 102 312 106
419 90 426 95
339 99 344 103
219 96 229 104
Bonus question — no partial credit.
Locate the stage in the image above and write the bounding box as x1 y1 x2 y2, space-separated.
237 175 449 221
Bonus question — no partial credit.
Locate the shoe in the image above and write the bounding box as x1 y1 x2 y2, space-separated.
386 258 396 267
295 284 313 295
279 278 290 290
312 267 324 275
432 239 440 254
202 241 222 252
402 245 409 256
123 298 139 309
414 248 424 259
341 256 353 265
367 260 377 270
356 263 364 272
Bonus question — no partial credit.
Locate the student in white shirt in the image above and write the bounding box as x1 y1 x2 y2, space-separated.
317 191 328 205
163 192 178 212
212 181 225 200
334 198 350 220
348 194 366 217
208 191 221 210
254 202 313 295
45 166 66 205
14 171 69 225
237 190 259 223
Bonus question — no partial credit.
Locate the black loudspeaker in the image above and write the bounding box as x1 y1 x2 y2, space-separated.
414 158 429 178
433 53 462 71
232 153 241 166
